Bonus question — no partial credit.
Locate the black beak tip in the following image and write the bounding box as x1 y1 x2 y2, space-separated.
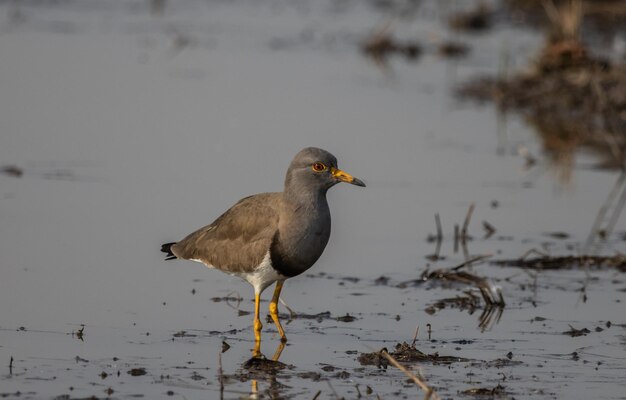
351 177 366 187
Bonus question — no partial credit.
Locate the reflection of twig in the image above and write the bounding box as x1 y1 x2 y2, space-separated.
460 203 475 263
461 238 470 264
478 305 504 332
379 350 440 400
520 268 539 305
603 175 626 242
9 356 13 375
327 380 341 400
584 170 626 254
461 203 475 239
591 75 624 163
218 350 224 400
427 214 443 261
435 213 443 242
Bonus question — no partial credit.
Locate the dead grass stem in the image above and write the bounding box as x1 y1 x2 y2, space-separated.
379 350 440 400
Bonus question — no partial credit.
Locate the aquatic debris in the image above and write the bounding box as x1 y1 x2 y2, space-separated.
336 313 357 322
242 356 290 374
190 371 205 381
564 324 591 337
470 358 524 368
72 325 85 341
1 165 23 178
491 254 626 271
362 34 422 63
172 330 197 338
127 367 147 376
298 371 322 381
334 370 350 379
374 275 390 285
361 21 422 67
266 310 333 323
358 342 470 368
448 3 493 32
418 259 505 330
208 328 240 336
420 258 505 307
544 231 570 239
483 221 497 239
425 291 481 315
458 1 626 177
393 254 505 310
461 384 507 397
438 41 470 58
210 296 241 303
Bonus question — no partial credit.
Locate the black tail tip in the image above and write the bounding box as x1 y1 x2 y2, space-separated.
161 242 177 260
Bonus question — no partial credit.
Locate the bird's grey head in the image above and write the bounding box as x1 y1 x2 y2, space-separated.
284 147 366 195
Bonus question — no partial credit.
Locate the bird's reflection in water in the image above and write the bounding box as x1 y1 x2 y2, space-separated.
245 341 288 399
220 341 289 400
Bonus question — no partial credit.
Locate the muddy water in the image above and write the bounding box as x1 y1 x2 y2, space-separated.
1 1 625 399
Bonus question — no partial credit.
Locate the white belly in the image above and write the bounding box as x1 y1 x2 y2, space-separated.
191 251 285 295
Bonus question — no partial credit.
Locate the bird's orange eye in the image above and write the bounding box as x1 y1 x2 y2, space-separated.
312 162 327 172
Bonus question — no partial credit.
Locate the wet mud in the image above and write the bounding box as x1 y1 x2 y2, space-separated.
358 342 471 368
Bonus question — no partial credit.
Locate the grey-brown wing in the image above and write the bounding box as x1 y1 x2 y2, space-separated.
171 193 280 273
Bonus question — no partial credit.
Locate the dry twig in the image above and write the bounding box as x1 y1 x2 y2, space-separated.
379 350 440 400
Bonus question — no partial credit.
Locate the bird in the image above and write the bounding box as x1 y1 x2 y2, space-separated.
161 147 365 355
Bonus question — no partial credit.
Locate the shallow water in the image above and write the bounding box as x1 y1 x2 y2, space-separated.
1 1 625 399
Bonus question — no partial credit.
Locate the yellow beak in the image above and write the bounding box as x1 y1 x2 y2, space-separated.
331 167 366 187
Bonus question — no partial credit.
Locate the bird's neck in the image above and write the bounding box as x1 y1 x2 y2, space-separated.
282 186 328 211
279 188 330 235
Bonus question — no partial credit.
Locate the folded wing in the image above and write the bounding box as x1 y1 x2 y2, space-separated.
171 193 281 274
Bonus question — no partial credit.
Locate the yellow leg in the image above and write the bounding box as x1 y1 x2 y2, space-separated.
253 292 262 357
269 281 287 342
